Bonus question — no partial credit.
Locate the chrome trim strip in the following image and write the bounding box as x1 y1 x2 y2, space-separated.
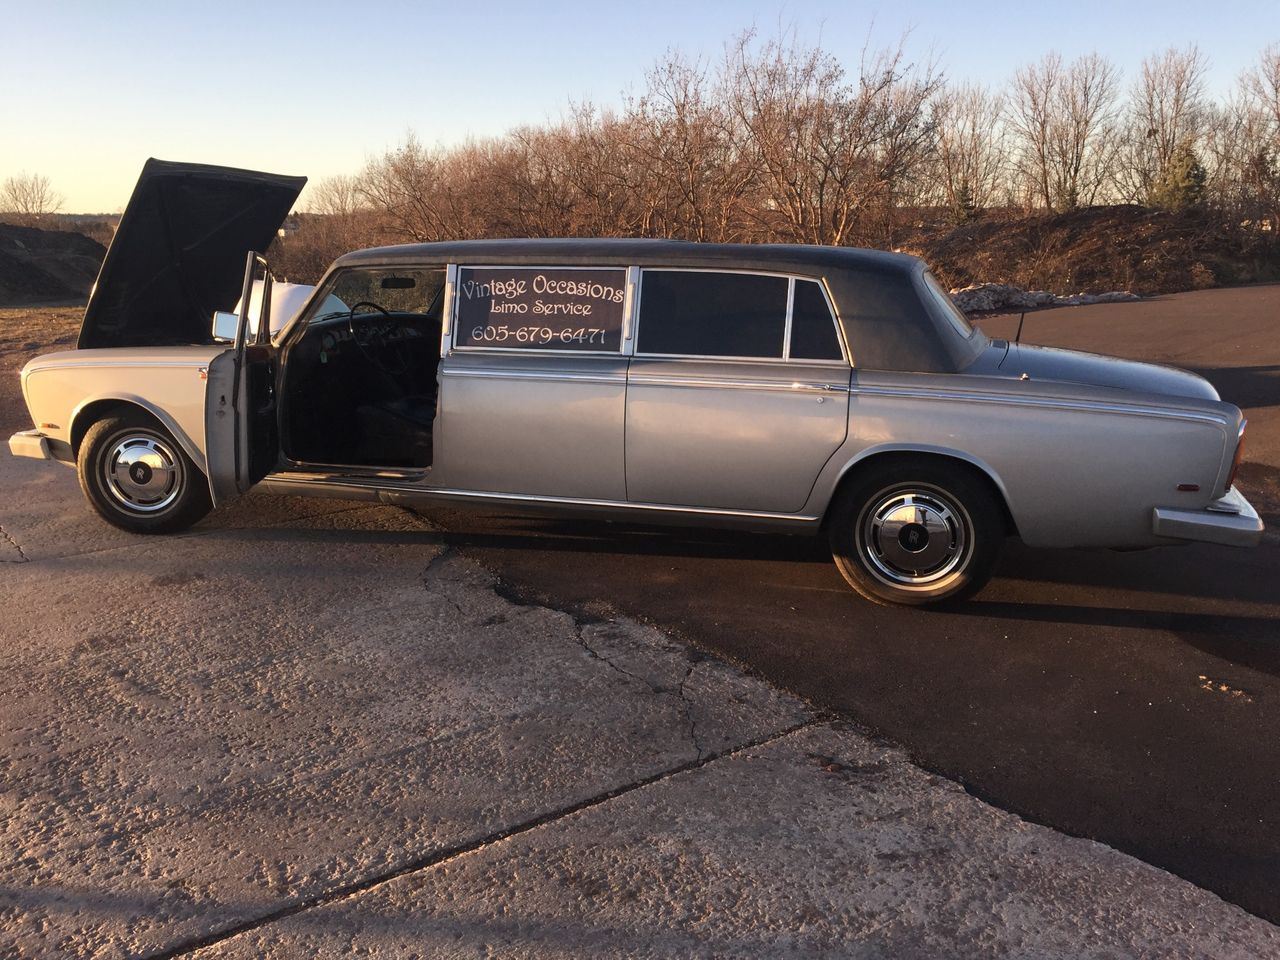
850 385 1229 426
440 367 626 385
622 265 639 345
814 277 852 366
441 263 458 341
264 473 822 523
632 351 849 366
782 277 795 362
28 359 212 371
451 345 626 358
629 374 848 394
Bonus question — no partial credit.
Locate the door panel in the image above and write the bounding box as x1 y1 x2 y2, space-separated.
203 253 279 507
626 358 850 512
204 348 241 506
434 351 628 499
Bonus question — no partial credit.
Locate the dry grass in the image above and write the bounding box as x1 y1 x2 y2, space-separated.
0 305 83 434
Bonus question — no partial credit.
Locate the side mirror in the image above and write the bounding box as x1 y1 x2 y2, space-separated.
211 311 239 343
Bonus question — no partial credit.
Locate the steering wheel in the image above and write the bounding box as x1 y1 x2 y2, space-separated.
347 301 408 376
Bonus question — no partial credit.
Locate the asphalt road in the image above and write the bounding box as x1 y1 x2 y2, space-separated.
417 284 1280 923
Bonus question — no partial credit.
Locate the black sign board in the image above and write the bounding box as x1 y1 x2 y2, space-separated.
454 266 627 351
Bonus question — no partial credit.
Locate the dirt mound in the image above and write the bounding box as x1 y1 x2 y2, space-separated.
0 223 105 306
902 205 1280 297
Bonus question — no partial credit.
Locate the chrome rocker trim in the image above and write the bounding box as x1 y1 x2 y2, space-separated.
258 472 823 529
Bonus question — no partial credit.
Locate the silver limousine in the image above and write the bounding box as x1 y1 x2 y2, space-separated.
9 161 1264 605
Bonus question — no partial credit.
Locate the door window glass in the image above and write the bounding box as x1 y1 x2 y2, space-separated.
637 270 787 358
454 266 628 351
789 280 844 361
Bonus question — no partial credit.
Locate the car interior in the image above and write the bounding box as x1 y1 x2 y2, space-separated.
281 267 447 470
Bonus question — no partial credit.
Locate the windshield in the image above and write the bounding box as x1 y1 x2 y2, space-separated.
921 270 976 339
307 267 447 326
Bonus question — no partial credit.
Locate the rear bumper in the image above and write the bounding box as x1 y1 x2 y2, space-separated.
1152 487 1264 547
8 429 52 461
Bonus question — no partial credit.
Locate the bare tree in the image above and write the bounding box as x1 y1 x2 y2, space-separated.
1243 43 1280 131
307 174 367 218
1 172 64 224
1007 52 1121 211
721 30 940 246
626 52 754 241
358 134 452 241
1237 44 1280 227
1114 46 1210 203
930 82 1006 220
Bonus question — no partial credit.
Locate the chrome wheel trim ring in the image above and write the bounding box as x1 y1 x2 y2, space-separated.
101 432 184 514
856 484 972 590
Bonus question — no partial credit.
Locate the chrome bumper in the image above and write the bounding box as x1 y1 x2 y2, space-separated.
8 429 52 461
1152 487 1264 547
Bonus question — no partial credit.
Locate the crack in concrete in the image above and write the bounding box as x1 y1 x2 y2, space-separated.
420 542 467 618
573 621 706 761
144 718 822 960
676 662 706 762
0 522 29 562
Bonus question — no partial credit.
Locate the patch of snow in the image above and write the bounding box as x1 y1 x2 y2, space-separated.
950 282 1139 314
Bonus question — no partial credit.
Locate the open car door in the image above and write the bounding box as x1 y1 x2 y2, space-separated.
205 252 281 506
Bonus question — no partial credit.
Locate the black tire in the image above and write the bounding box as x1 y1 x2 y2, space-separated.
827 458 1005 607
77 411 213 534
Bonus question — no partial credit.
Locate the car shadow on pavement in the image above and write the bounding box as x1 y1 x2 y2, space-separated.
958 599 1280 676
427 515 834 565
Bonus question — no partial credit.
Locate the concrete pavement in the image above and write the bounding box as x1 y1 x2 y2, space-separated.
2 453 1277 958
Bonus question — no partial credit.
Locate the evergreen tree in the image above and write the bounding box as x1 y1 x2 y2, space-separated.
1148 142 1208 210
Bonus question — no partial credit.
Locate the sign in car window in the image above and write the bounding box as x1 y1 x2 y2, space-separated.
454 267 627 351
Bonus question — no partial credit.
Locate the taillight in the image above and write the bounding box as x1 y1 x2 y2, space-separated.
1227 420 1247 491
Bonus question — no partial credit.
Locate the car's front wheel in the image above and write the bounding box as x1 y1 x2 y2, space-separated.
77 411 212 534
828 458 1004 606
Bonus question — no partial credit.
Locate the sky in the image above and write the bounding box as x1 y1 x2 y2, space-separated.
1 0 1276 213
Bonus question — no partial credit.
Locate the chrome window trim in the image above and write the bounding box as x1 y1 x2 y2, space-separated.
792 277 851 364
851 385 1231 426
628 353 849 367
782 278 796 361
440 263 458 350
622 265 639 350
633 267 850 365
448 263 631 357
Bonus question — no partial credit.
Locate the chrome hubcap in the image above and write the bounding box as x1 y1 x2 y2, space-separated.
102 433 183 513
859 486 970 588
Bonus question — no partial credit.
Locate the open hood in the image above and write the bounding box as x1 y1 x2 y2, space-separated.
78 159 306 348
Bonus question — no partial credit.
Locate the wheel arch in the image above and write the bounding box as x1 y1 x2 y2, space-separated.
70 396 205 473
823 445 1018 537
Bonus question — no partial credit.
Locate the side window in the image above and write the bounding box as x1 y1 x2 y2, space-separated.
453 266 628 352
789 280 844 361
637 270 787 359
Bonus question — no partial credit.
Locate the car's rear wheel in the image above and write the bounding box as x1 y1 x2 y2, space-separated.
828 459 1004 606
77 411 212 534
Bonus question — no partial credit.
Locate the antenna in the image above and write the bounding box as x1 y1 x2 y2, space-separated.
1014 310 1026 344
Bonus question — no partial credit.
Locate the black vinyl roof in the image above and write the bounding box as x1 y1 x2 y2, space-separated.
335 237 921 278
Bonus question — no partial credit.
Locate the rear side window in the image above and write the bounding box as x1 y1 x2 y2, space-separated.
638 270 788 358
789 280 843 360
